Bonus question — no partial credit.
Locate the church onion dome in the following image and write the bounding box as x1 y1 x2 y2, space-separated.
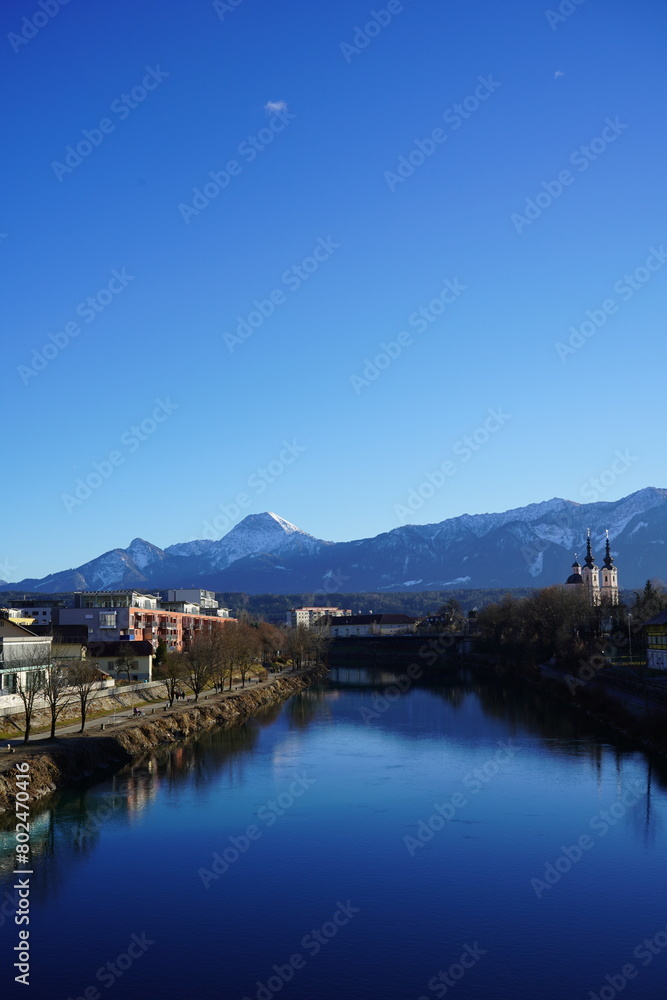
566 573 584 584
603 535 614 569
584 541 596 569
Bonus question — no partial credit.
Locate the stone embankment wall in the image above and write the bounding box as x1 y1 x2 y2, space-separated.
0 666 327 814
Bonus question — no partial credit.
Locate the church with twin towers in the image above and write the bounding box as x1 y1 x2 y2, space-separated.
565 530 619 605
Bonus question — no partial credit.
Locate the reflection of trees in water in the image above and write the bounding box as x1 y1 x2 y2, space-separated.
141 721 261 797
2 670 665 902
252 702 286 729
330 665 667 804
0 707 303 908
286 687 330 730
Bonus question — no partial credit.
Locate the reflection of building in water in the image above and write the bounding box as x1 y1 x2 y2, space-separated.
121 761 160 817
328 666 411 686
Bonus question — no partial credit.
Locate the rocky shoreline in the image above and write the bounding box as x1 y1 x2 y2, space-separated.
0 665 328 814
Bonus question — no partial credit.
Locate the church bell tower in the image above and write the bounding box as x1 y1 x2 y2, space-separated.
580 529 600 606
599 530 619 605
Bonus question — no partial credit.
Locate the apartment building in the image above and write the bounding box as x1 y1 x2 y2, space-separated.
57 590 235 653
290 607 352 628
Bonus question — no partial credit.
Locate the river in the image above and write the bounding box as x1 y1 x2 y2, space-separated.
2 667 666 999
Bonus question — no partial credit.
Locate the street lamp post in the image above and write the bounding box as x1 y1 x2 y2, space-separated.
628 613 633 664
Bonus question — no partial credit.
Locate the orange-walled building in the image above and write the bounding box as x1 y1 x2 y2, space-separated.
56 590 236 653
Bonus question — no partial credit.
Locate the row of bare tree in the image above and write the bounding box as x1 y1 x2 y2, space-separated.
7 621 329 742
156 622 328 704
13 659 103 742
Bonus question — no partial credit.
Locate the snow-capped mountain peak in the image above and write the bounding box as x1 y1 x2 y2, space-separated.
125 538 165 571
4 491 667 594
208 512 317 570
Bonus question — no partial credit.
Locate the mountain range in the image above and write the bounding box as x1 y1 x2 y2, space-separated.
3 490 667 596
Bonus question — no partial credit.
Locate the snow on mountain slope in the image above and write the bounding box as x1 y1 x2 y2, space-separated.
4 489 667 594
208 513 320 571
125 538 166 572
165 539 215 559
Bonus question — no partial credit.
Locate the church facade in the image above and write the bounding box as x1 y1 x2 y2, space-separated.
565 530 619 605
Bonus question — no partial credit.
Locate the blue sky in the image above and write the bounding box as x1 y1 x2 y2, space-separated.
2 0 666 580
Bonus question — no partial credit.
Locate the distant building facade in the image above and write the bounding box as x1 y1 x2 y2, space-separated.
290 607 352 628
642 611 667 671
86 640 154 683
0 618 53 695
314 614 416 637
164 590 228 613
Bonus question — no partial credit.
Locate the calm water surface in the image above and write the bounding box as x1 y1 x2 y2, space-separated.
2 669 667 1000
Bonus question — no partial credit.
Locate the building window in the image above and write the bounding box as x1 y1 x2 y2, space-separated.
99 613 117 628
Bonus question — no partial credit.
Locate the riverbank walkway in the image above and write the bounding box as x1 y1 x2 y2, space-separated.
2 666 312 749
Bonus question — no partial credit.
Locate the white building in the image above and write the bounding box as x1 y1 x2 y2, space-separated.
0 619 53 695
290 607 352 628
20 607 53 625
314 614 417 637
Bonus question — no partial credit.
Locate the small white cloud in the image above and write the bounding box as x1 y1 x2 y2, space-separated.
264 100 287 113
554 70 565 79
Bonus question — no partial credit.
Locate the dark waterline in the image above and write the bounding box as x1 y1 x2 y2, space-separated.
2 669 666 1000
